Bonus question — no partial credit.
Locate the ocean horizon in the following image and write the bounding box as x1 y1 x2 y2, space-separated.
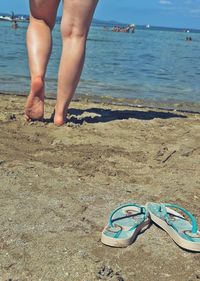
1 13 200 31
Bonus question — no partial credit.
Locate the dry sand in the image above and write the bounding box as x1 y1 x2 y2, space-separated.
0 94 200 281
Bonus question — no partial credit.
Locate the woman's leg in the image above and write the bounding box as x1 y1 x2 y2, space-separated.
54 0 98 126
25 0 60 121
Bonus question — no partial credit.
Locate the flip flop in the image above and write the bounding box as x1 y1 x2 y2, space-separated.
147 202 200 252
101 203 151 247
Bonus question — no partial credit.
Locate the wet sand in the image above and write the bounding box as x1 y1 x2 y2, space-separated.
0 94 200 281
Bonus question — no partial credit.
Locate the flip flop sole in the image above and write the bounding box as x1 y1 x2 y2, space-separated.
149 208 200 252
101 217 151 248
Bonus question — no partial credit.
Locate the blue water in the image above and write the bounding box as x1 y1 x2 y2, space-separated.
0 21 200 107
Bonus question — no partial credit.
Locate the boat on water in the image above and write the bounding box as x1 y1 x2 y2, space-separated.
0 15 29 23
0 16 12 21
146 24 150 29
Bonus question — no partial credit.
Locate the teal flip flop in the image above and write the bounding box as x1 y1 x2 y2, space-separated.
147 202 200 252
101 203 150 247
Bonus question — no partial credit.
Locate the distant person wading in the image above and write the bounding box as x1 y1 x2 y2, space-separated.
25 0 99 126
12 20 18 29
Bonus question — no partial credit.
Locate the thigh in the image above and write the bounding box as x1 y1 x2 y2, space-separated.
61 0 99 37
29 0 61 29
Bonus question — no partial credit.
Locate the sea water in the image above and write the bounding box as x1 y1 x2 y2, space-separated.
0 21 200 110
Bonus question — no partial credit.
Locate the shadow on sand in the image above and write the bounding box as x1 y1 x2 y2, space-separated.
65 107 187 125
45 107 186 124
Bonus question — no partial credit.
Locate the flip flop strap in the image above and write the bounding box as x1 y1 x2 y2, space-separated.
109 203 146 228
161 203 198 234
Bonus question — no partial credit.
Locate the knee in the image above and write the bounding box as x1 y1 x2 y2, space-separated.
61 23 88 41
30 15 55 31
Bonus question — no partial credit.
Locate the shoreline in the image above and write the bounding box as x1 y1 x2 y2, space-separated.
1 90 200 115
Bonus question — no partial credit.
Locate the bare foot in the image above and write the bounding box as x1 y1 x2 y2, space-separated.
53 107 67 126
25 77 45 121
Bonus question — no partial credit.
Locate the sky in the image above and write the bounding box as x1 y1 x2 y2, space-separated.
0 0 200 29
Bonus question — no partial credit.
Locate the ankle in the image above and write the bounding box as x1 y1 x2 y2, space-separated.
30 76 44 95
31 75 44 84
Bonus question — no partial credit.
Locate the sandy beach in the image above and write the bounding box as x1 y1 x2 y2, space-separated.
0 93 200 281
